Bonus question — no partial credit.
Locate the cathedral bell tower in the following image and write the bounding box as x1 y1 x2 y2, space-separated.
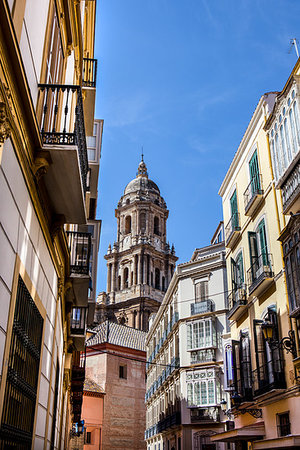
97 157 177 331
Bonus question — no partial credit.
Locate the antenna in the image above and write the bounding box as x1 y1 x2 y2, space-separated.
288 38 299 58
141 146 144 162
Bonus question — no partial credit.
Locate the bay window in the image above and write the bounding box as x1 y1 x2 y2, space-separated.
187 319 216 351
186 369 219 407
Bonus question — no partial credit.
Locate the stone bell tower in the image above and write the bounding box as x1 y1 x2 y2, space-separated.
96 157 177 331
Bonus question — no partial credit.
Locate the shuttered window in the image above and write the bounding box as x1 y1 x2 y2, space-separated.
195 281 208 303
249 150 261 194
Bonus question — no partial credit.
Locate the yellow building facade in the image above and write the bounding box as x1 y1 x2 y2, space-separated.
0 1 100 448
213 61 300 450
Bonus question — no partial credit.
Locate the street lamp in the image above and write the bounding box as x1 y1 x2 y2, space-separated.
261 320 297 358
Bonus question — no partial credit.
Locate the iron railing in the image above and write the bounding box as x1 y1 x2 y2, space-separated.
191 300 213 316
281 161 300 213
83 58 97 87
225 212 241 244
67 231 91 275
252 359 285 397
38 84 88 192
227 286 247 317
70 307 87 335
71 350 86 423
244 174 263 212
247 253 273 294
228 364 253 403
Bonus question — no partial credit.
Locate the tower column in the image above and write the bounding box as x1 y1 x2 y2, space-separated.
107 263 112 292
111 262 116 291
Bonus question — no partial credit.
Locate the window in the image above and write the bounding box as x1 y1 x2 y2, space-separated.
231 252 244 292
125 215 131 234
277 412 291 437
195 280 208 302
281 220 300 317
225 333 252 400
187 319 216 350
269 90 300 182
249 150 261 195
154 216 160 235
50 360 60 450
0 276 43 448
248 219 271 285
85 431 92 444
124 267 129 288
45 6 63 84
253 308 285 396
230 190 239 228
155 268 160 289
140 212 146 233
186 369 218 407
119 365 127 379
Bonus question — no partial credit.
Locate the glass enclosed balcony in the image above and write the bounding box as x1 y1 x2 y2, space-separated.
281 161 300 215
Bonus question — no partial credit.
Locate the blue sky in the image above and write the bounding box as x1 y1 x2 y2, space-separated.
94 0 300 293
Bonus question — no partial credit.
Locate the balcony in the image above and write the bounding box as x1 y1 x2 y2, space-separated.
157 411 181 432
83 58 98 88
244 175 264 216
225 213 241 249
252 360 286 397
71 350 86 423
247 254 274 297
70 307 87 351
281 161 300 215
190 407 220 423
82 58 97 135
38 84 88 224
191 349 216 364
227 286 247 321
191 300 213 316
67 231 91 307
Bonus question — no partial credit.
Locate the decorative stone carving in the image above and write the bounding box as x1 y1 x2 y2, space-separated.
33 150 52 181
0 102 11 143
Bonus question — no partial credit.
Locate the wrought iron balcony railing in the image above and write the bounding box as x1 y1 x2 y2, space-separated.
247 253 274 296
281 161 300 214
70 307 87 335
83 58 98 88
252 359 286 397
228 364 253 403
38 84 88 192
225 212 241 246
227 286 247 320
243 174 263 214
67 231 92 275
191 299 213 316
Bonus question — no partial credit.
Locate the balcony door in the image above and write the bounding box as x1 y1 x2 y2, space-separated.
249 150 261 195
230 190 238 228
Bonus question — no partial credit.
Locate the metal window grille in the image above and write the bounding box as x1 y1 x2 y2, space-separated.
0 276 43 449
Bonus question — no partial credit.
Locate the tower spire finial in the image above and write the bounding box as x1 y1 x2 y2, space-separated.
141 146 144 162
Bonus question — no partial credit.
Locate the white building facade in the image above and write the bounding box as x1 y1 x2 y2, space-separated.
145 231 231 450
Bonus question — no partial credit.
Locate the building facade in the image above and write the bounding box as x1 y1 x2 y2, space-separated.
213 62 300 450
95 158 177 331
85 321 147 450
145 229 229 450
0 1 100 448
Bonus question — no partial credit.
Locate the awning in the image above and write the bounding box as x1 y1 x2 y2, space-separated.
211 424 265 443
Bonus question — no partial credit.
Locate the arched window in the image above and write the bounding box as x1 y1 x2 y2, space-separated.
155 268 160 289
154 216 160 235
140 212 146 233
125 215 131 234
124 267 129 288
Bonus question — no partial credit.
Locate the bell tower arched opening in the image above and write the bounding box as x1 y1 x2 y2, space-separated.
125 215 131 234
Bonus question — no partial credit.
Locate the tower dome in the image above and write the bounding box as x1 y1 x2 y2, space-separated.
124 158 160 195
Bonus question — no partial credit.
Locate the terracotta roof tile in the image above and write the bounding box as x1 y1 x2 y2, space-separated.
86 321 146 351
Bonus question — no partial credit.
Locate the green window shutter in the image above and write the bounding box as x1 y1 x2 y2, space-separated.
258 219 268 265
249 150 261 194
248 231 258 279
231 257 237 292
230 191 239 229
236 252 244 285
